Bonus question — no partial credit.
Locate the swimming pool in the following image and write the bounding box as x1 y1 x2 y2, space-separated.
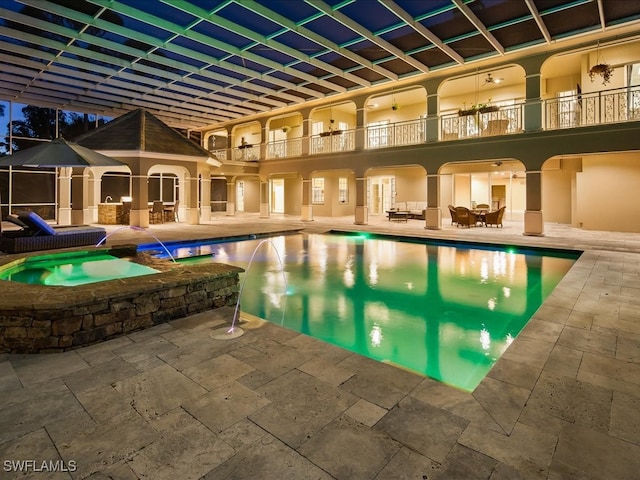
0 251 160 286
141 232 579 391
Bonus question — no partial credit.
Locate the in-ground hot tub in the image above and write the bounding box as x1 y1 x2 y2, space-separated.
0 245 242 353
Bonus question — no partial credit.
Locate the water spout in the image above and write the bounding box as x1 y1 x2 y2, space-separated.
95 225 177 263
221 238 288 338
104 195 113 203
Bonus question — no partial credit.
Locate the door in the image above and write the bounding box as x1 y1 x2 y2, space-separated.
272 178 284 213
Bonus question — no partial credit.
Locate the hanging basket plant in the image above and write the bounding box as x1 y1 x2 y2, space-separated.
588 63 613 85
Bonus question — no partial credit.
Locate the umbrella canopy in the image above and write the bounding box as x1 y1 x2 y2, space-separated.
0 137 126 167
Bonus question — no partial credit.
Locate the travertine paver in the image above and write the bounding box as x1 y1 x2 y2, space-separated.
1 216 640 479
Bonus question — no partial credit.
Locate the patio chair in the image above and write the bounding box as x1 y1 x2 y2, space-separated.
0 211 106 254
448 204 458 225
149 201 164 224
164 200 179 222
454 206 476 228
483 206 506 227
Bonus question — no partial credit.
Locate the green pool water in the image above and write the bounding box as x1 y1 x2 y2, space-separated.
149 232 579 391
0 252 159 287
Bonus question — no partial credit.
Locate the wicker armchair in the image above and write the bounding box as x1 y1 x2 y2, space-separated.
454 206 476 228
484 206 506 227
448 204 458 225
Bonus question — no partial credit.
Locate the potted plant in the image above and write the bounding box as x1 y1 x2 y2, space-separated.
588 63 613 85
391 102 399 111
281 125 290 133
458 103 477 116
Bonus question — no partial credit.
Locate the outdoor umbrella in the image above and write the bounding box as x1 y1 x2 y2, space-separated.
0 137 125 167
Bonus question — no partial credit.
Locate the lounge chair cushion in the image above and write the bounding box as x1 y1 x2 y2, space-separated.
16 211 57 235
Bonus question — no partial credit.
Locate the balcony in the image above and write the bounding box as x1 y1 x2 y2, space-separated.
232 144 260 162
366 118 426 149
544 85 640 129
266 138 303 159
440 104 524 140
310 129 355 155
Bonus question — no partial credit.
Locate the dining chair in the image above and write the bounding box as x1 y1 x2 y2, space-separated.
149 200 164 224
164 200 179 222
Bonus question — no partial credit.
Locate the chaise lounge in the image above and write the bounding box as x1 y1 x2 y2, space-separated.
0 211 106 254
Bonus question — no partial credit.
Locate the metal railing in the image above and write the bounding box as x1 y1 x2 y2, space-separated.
544 85 640 129
310 128 355 155
440 104 523 140
366 118 426 149
208 149 228 161
231 145 260 161
266 137 303 159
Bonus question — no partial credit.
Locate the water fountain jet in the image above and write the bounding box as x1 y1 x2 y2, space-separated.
96 226 177 262
211 238 288 340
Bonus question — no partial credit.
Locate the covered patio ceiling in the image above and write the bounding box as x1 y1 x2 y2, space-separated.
1 0 640 130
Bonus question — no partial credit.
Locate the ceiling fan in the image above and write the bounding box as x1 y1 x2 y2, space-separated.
483 73 504 85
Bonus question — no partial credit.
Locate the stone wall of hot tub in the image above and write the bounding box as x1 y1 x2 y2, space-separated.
0 255 243 353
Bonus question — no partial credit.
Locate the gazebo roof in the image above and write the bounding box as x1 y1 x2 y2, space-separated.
75 109 210 158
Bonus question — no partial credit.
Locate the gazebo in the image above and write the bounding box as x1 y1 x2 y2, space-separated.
68 109 220 227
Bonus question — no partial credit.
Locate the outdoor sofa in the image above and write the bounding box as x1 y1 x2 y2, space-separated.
392 201 427 220
0 211 106 254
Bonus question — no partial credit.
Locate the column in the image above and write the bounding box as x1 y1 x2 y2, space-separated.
183 173 199 224
424 78 443 143
226 180 235 215
57 167 72 225
200 175 212 222
425 173 442 230
524 170 544 236
354 100 366 150
130 172 149 227
259 180 270 218
300 178 313 221
425 91 439 143
88 175 100 223
354 176 368 225
70 167 90 225
518 54 547 133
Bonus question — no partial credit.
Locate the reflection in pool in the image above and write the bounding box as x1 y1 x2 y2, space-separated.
142 233 579 391
0 252 159 287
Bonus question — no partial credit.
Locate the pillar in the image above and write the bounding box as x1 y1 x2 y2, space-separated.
184 173 199 224
88 175 100 223
301 178 313 221
425 173 442 230
354 176 368 225
226 180 235 215
259 180 270 218
200 175 211 222
130 172 149 227
524 170 544 236
57 167 72 225
70 167 90 225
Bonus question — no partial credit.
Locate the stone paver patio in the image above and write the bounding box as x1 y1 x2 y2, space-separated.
1 214 639 479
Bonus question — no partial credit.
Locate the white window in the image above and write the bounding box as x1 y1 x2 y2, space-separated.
312 177 325 204
338 177 348 204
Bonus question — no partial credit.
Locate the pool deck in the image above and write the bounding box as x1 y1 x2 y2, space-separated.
1 214 639 479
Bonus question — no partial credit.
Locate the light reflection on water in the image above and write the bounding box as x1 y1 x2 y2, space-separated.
152 233 578 391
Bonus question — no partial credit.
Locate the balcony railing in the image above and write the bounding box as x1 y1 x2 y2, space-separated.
440 104 523 140
266 138 303 159
544 85 640 129
310 128 355 155
366 118 426 149
208 149 228 161
232 144 260 161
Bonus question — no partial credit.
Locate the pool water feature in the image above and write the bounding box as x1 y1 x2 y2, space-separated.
0 251 160 286
141 233 579 391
